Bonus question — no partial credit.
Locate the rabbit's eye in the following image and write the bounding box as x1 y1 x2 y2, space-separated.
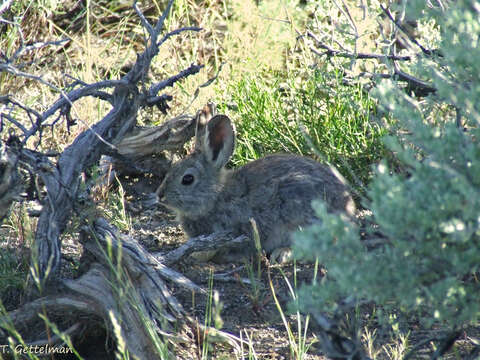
181 174 194 185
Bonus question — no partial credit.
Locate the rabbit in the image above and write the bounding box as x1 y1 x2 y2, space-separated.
156 105 356 262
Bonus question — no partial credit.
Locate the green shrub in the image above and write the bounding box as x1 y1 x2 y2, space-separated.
222 69 387 187
294 0 480 336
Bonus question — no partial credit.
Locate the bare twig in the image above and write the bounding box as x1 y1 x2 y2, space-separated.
147 63 204 103
41 79 127 124
380 4 436 56
305 31 412 61
1 113 28 135
0 62 63 93
304 29 437 96
1 57 121 145
153 0 175 34
11 39 69 62
332 0 359 64
159 231 250 266
1 79 125 146
0 24 69 92
157 26 202 47
393 66 436 96
310 44 412 61
182 61 225 113
133 0 155 37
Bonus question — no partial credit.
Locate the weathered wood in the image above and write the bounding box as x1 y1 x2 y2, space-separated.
159 231 250 266
115 114 195 157
0 218 245 358
32 98 140 282
104 114 196 181
0 2 245 357
0 218 192 359
80 218 205 296
27 11 201 280
1 264 180 360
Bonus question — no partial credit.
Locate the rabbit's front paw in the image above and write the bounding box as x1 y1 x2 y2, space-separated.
190 250 219 262
270 247 293 264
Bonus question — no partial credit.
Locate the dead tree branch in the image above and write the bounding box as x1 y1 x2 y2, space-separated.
159 231 250 266
0 0 205 281
81 218 204 295
379 4 439 57
146 62 204 112
0 217 244 358
0 1 242 357
29 93 139 281
115 113 196 157
304 19 438 97
306 31 412 61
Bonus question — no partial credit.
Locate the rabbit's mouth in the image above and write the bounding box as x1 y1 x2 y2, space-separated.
156 197 168 207
156 191 189 214
156 196 184 216
156 192 173 209
155 180 167 202
155 186 174 210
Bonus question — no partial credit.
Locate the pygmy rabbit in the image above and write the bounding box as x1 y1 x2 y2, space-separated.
156 105 355 261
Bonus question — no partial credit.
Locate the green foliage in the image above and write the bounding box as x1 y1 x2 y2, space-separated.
294 0 480 333
0 250 27 296
0 207 32 305
222 69 387 186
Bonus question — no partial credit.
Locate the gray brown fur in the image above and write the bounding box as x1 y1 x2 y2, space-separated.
156 108 355 259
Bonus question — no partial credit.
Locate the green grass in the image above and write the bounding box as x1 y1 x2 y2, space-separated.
0 206 32 307
269 262 317 360
0 250 27 300
220 68 387 189
106 177 132 232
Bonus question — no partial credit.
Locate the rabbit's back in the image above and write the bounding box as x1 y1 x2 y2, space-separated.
236 154 353 213
224 154 354 252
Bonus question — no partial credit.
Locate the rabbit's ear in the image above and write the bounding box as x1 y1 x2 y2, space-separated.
203 114 235 169
194 103 217 150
